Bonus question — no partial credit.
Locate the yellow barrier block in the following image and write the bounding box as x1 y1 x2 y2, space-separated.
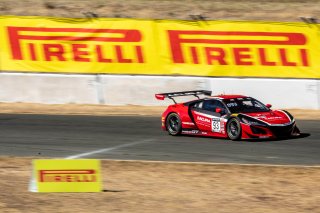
29 159 102 192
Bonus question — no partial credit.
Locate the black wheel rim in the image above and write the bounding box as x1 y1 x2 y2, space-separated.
228 120 239 137
168 116 179 133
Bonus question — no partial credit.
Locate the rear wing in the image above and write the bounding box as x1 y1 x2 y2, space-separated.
155 90 212 104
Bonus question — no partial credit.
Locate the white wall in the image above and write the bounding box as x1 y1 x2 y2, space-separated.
0 73 97 104
207 78 320 109
0 73 319 109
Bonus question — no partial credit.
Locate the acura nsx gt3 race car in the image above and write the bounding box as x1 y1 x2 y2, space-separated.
155 90 300 140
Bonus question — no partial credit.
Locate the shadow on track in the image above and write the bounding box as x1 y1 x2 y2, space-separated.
242 133 311 143
169 133 311 143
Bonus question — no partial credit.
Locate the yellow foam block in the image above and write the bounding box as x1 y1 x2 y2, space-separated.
30 159 102 192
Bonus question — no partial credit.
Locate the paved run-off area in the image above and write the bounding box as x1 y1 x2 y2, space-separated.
0 113 319 165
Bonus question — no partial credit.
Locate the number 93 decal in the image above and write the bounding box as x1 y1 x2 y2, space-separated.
212 118 221 132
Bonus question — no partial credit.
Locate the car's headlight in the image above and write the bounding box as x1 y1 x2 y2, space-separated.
240 116 266 126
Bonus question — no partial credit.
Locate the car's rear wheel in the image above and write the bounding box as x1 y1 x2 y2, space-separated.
166 113 182 136
227 118 242 140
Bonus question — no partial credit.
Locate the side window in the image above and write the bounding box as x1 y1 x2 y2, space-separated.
192 101 203 109
202 100 227 115
215 101 227 115
202 100 217 111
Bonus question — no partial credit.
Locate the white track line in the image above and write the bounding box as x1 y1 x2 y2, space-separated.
65 139 153 159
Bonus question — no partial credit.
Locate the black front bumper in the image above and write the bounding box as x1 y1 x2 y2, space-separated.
269 122 296 138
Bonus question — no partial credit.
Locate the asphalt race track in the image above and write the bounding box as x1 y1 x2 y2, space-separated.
0 114 319 165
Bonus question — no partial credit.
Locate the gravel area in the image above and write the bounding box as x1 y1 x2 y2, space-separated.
0 158 319 213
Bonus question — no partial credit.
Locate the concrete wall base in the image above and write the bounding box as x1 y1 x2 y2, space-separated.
0 73 318 109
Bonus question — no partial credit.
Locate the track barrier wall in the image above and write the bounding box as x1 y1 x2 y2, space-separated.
0 16 319 108
0 73 319 109
0 16 320 79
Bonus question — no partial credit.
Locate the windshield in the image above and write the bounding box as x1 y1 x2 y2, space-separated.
223 97 270 113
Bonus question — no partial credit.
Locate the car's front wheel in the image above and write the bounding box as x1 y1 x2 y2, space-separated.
166 113 182 136
227 118 242 140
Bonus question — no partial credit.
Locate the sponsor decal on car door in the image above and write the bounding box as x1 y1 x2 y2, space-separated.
193 111 222 133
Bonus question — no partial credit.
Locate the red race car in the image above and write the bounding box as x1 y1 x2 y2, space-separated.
155 90 300 140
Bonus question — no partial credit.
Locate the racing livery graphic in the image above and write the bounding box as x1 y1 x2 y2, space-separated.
155 90 300 140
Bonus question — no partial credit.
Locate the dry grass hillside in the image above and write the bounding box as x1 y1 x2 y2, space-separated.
0 0 320 22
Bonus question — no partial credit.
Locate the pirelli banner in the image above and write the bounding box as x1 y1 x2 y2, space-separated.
1 16 320 78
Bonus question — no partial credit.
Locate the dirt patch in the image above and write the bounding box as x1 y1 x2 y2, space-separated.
0 157 319 213
0 0 320 22
0 102 319 120
284 109 320 120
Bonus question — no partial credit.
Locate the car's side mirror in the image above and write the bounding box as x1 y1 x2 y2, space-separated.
266 104 272 108
215 108 222 113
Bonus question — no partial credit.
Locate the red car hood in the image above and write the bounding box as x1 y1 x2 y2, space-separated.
241 110 291 125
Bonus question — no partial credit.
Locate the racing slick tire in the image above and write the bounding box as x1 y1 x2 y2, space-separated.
227 118 242 141
166 113 182 136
